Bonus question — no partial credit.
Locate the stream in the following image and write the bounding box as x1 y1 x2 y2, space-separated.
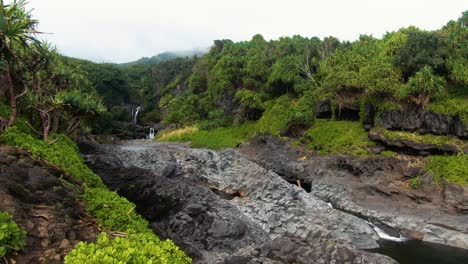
82 140 468 263
372 240 468 264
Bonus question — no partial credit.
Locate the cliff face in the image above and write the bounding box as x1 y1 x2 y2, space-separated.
239 135 468 250
362 105 468 139
0 146 99 264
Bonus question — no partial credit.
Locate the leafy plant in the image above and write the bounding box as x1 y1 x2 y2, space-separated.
158 123 257 150
82 188 150 234
426 154 468 185
0 128 191 261
65 233 190 264
409 176 423 189
303 119 375 155
397 66 446 107
0 212 27 257
371 127 466 151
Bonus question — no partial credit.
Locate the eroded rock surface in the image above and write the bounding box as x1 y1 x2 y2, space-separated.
0 146 99 264
82 141 396 264
240 135 468 250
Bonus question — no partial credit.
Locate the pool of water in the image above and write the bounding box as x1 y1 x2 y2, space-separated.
370 240 468 264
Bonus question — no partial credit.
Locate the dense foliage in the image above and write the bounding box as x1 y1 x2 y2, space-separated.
130 12 467 132
65 233 190 264
0 211 26 257
301 119 375 155
0 1 105 141
426 154 468 185
0 128 190 262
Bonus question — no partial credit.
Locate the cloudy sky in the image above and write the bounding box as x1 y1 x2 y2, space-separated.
27 0 467 63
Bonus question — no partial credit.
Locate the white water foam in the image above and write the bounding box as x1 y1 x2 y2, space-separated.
367 221 407 242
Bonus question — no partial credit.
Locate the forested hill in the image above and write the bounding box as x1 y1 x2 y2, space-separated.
118 49 208 67
63 11 467 135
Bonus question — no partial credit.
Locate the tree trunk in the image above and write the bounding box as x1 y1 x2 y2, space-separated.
6 66 17 126
40 111 51 141
51 110 60 133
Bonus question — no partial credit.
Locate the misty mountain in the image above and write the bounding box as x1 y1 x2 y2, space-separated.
120 49 208 67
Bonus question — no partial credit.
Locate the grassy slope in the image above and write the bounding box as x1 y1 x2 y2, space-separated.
158 123 257 150
0 127 191 263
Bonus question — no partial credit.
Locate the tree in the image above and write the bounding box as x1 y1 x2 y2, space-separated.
0 0 41 132
398 66 446 108
392 27 444 80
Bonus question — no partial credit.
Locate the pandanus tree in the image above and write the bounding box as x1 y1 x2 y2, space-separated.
0 0 40 132
23 45 105 141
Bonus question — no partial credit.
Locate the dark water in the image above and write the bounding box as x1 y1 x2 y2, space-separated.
370 240 468 264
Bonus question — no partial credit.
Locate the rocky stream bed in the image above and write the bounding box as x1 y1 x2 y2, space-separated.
79 138 468 264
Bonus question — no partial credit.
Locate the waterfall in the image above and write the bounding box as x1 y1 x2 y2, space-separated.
367 221 407 242
149 128 155 140
133 106 141 125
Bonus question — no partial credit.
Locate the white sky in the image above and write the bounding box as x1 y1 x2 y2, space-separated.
24 0 467 63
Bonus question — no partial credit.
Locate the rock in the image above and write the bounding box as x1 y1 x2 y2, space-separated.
374 108 468 139
0 146 99 263
315 100 332 119
239 135 468 251
363 103 376 130
368 129 461 155
84 141 394 263
444 184 468 214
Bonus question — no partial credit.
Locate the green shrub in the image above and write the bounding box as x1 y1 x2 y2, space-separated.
426 154 468 185
198 109 232 130
110 106 132 122
0 127 104 188
257 96 314 136
303 119 374 155
380 150 397 157
141 109 162 124
82 188 150 234
409 176 423 189
0 212 27 257
158 123 257 150
372 127 466 151
1 127 191 262
397 66 446 107
65 233 191 264
256 96 294 135
428 98 468 121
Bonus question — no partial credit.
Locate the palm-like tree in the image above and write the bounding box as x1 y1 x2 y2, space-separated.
0 0 41 132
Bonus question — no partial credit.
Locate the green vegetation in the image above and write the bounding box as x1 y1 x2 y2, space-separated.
371 127 466 151
158 123 257 150
380 150 397 157
0 127 104 188
0 128 190 263
257 95 315 136
429 98 468 121
65 233 189 264
426 154 468 185
302 119 375 156
0 212 26 257
409 176 423 189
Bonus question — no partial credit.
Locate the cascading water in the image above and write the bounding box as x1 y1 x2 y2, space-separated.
133 106 141 125
148 128 155 140
366 220 407 242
